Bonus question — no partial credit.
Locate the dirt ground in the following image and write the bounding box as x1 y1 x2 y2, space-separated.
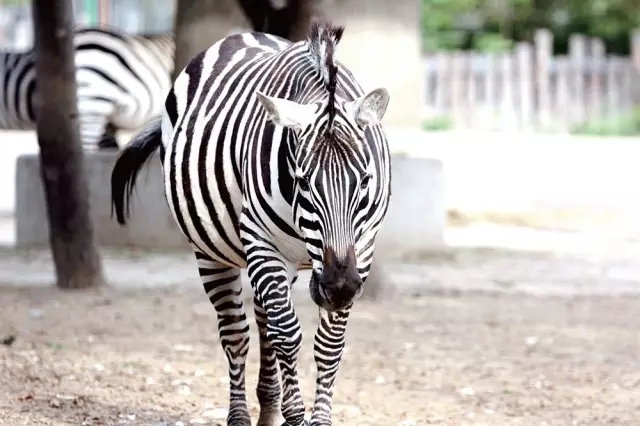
1 278 639 426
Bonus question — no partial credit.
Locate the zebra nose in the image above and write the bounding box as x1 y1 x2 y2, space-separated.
320 246 363 308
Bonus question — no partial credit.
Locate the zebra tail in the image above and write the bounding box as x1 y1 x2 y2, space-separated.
110 118 163 225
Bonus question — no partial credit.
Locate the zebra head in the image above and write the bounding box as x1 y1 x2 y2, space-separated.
255 19 391 311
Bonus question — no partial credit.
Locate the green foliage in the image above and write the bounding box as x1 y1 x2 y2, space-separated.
421 0 640 54
421 116 453 131
570 108 640 136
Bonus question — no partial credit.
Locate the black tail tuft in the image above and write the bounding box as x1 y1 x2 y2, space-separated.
111 118 163 225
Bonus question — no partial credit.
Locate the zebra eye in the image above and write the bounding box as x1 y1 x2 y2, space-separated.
297 177 310 192
360 174 371 190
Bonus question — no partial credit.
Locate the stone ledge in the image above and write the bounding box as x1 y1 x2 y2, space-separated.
14 152 445 260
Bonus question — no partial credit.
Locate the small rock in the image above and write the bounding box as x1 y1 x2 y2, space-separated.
459 387 475 397
93 363 106 372
202 408 227 419
171 378 193 386
484 408 495 414
177 385 191 396
333 404 361 417
163 364 174 373
189 419 208 425
173 344 194 352
29 309 44 318
146 377 156 385
374 375 386 384
87 335 96 343
525 336 539 346
403 342 416 351
55 394 76 401
175 422 185 426
218 376 230 384
398 419 417 426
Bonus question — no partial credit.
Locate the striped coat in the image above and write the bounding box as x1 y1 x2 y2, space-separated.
0 27 174 150
112 18 391 426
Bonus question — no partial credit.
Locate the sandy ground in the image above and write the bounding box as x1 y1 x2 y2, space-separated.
2 242 640 426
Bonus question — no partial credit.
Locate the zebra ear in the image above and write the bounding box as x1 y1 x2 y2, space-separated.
256 91 316 130
346 88 390 128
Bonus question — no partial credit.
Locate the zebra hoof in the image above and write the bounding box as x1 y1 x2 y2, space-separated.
280 421 309 426
97 135 119 150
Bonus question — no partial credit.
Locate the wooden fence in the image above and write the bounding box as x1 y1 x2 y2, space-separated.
424 29 640 132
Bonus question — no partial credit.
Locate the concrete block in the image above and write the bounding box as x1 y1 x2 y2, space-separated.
375 155 445 259
15 152 445 257
15 152 190 249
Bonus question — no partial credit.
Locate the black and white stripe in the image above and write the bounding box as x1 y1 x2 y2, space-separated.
0 27 174 150
112 18 391 426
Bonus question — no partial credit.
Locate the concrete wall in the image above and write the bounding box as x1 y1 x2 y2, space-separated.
15 152 190 250
321 0 423 130
14 151 445 259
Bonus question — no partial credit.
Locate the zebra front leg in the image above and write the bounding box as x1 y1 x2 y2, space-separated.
309 307 352 426
254 295 283 426
246 252 307 426
195 251 252 425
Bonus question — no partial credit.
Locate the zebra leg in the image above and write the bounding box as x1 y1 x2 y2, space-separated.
246 252 307 426
253 295 282 426
97 122 120 150
77 94 116 151
309 307 352 426
195 251 252 426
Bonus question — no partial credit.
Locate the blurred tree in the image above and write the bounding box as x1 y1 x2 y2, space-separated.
421 0 640 54
173 0 315 79
172 0 393 300
31 0 105 288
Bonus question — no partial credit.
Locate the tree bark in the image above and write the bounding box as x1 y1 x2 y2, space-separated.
172 0 252 80
31 0 104 289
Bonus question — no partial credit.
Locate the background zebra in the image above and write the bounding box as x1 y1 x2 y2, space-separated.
0 27 174 150
111 18 391 426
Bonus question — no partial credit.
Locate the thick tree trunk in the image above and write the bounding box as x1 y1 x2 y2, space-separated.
31 0 104 289
173 0 317 79
172 0 251 80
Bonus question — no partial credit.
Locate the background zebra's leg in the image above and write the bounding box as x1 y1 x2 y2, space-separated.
195 251 252 426
77 94 117 151
253 295 283 426
309 307 352 426
97 122 119 150
245 249 307 426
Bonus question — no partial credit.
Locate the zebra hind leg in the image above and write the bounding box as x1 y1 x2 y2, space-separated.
195 250 252 425
253 294 283 426
97 122 120 150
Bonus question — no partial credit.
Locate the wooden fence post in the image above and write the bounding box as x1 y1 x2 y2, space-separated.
516 41 534 130
534 28 552 130
588 37 605 121
569 34 587 125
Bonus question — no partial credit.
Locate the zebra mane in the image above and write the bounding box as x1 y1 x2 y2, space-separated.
307 18 344 129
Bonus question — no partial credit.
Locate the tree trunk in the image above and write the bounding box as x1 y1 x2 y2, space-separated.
172 0 252 80
31 0 105 289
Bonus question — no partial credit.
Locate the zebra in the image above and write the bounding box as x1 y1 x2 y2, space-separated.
0 26 174 150
111 18 391 426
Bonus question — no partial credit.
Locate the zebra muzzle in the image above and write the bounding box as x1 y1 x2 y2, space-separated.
309 246 363 311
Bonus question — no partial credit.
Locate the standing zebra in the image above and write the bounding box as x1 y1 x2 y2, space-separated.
111 18 391 426
0 27 174 150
